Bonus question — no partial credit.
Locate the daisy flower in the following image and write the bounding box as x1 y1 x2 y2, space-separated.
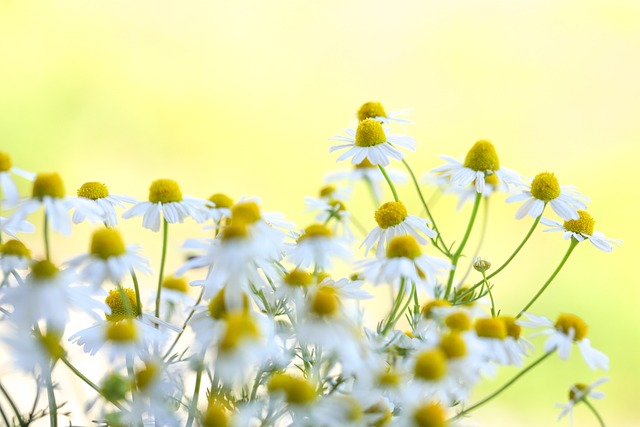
0 151 35 206
329 118 416 167
0 239 32 274
325 158 407 203
519 312 609 370
395 398 452 427
425 170 510 210
356 101 413 126
205 192 234 223
360 235 450 294
361 200 437 258
0 215 35 238
431 140 521 193
65 227 151 287
2 325 64 374
304 185 353 240
73 181 137 227
540 210 622 252
122 178 209 232
287 223 350 271
556 377 608 424
506 172 589 220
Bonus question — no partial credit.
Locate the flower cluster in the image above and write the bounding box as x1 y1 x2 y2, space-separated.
0 104 621 426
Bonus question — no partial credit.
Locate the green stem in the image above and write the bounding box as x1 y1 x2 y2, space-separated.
44 214 51 261
445 192 482 299
458 197 490 284
131 272 143 317
185 363 203 427
377 165 399 202
0 381 26 427
155 220 169 320
388 283 416 331
517 239 579 318
381 279 406 334
583 398 606 427
452 350 555 420
45 364 57 427
60 357 125 411
482 271 496 317
401 159 450 257
162 286 205 360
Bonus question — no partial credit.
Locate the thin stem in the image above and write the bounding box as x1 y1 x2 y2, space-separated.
377 165 399 202
459 197 490 284
162 286 205 360
445 192 482 299
155 220 169 320
45 364 57 427
452 350 555 420
131 272 143 317
401 159 450 257
387 283 416 331
583 398 606 427
60 357 126 411
482 271 496 317
363 175 381 208
381 279 406 334
517 239 579 318
185 363 204 427
44 214 51 261
0 380 26 427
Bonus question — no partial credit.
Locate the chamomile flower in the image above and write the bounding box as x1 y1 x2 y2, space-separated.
396 397 451 427
360 235 450 294
506 172 589 220
0 215 35 238
73 181 137 227
122 178 209 231
519 312 609 370
356 101 413 126
3 325 65 374
205 192 234 223
540 210 622 252
432 140 521 193
304 185 353 240
325 158 407 203
329 118 416 167
426 171 508 210
66 228 151 287
0 151 35 206
361 200 437 258
0 239 32 273
287 223 350 271
555 377 608 424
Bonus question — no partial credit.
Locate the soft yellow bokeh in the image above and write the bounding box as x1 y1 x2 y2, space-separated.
1 0 638 425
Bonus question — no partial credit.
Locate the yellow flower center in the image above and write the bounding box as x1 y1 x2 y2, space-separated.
231 201 261 224
569 383 589 401
374 201 408 229
0 239 31 258
105 288 139 321
439 332 467 359
364 402 393 427
474 317 507 340
413 402 447 427
208 193 234 209
297 223 332 242
357 101 388 122
414 349 448 381
421 299 451 319
463 140 500 172
355 118 387 148
310 286 340 317
377 369 401 388
0 152 12 172
208 288 249 320
162 276 189 293
563 210 595 236
329 200 347 212
220 223 249 241
485 173 500 186
32 172 65 199
203 399 229 427
135 362 158 391
355 158 375 169
90 228 127 259
500 315 521 339
77 182 109 200
31 260 59 280
319 185 336 198
219 311 260 351
39 330 65 361
386 234 421 259
267 373 317 405
284 269 313 287
444 311 472 331
555 313 588 341
148 179 183 203
105 319 137 342
530 172 561 202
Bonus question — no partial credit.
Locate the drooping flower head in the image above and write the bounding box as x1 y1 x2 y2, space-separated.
540 210 622 252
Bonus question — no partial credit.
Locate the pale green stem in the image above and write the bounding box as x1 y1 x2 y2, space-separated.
162 286 205 360
381 279 406 334
45 363 57 427
0 404 10 426
452 350 555 420
445 192 482 299
387 283 416 332
517 239 579 318
377 165 399 202
60 357 126 411
0 380 26 426
482 271 496 317
459 197 490 284
185 362 204 427
44 214 51 261
401 159 450 257
155 220 169 320
363 175 381 208
131 272 143 317
583 398 606 427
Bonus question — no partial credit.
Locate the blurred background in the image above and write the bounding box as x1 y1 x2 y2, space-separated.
1 0 638 425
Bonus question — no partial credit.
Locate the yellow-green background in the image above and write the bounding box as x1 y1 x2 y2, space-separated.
1 0 638 425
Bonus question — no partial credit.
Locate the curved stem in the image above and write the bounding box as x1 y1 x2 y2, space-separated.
155 220 169 320
583 398 606 427
0 381 26 426
452 350 555 420
381 279 406 334
131 272 143 317
445 193 482 299
377 165 399 202
162 286 205 360
60 357 125 411
517 239 579 318
401 159 450 257
388 282 416 330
